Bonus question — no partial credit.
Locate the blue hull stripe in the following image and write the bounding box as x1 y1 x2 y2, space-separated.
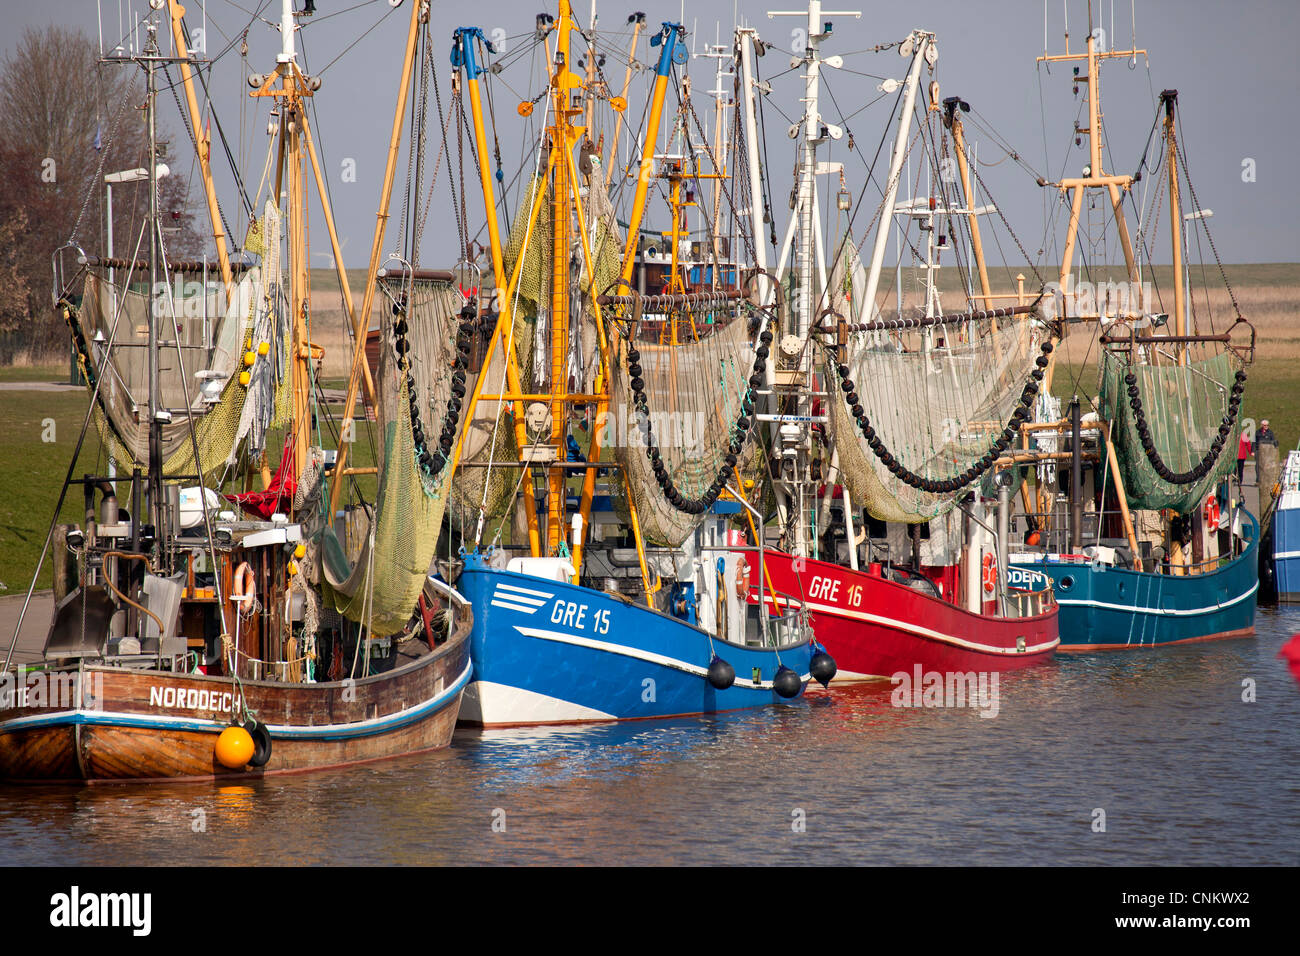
1 662 471 741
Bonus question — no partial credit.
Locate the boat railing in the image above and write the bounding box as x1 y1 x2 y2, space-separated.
759 587 813 649
1003 584 1057 618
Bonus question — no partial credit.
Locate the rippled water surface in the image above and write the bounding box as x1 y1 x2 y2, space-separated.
3 607 1298 866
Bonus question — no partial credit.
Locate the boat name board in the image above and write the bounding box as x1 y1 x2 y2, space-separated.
1005 566 1051 593
148 685 234 715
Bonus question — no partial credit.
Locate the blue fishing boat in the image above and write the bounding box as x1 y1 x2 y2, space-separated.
439 7 834 726
1267 451 1300 603
457 550 818 726
1011 509 1258 650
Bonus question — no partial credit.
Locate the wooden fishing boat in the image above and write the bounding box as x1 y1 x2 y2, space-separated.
1 0 473 781
0 578 470 783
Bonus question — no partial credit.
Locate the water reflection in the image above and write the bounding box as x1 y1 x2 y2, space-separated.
1 607 1297 865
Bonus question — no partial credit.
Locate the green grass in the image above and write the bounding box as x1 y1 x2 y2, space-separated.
0 390 111 592
0 363 71 383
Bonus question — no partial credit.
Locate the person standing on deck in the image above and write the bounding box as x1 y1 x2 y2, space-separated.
1238 430 1251 483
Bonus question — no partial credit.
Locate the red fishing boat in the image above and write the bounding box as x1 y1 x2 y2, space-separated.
750 550 1057 680
730 11 1060 681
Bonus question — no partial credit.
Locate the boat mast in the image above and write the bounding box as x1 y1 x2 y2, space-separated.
1161 89 1185 363
856 32 931 329
604 12 647 189
1036 3 1150 565
1036 7 1145 393
765 1 860 558
145 21 165 557
454 3 669 595
329 0 423 520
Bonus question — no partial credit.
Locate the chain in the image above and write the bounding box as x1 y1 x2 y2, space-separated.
969 160 1044 288
69 73 139 244
683 94 757 266
1122 364 1245 484
829 338 1055 494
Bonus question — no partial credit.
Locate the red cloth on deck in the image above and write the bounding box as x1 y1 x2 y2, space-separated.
225 436 297 520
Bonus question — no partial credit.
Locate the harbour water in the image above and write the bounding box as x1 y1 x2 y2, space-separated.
2 606 1297 867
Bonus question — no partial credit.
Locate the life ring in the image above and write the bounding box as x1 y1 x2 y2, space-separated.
1203 495 1221 531
243 719 272 768
735 556 751 599
981 553 997 593
232 562 256 605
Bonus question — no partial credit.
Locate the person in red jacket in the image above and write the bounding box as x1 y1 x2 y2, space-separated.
1237 431 1251 483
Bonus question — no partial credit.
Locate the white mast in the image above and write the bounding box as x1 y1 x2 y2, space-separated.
857 31 933 325
767 0 859 340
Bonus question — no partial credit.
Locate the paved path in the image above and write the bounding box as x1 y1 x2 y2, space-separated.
0 590 53 669
0 381 81 392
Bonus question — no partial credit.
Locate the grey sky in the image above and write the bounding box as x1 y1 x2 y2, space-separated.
4 0 1296 272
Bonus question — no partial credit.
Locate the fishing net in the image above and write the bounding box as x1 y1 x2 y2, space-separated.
1098 347 1240 514
827 240 1048 523
318 278 460 636
72 201 290 483
610 303 757 546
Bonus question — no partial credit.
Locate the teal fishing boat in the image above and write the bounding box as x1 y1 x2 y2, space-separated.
1007 5 1257 650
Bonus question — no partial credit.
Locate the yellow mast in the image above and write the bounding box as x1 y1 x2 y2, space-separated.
1035 11 1151 570
604 12 646 189
455 6 680 603
1036 22 1146 395
247 7 321 499
328 0 422 519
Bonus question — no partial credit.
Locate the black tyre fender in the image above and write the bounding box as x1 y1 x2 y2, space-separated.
243 719 273 768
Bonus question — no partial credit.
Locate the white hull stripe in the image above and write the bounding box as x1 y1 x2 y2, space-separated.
1055 580 1258 617
0 661 472 740
512 625 808 690
491 599 542 614
755 594 1059 656
1274 550 1300 561
492 591 547 607
494 582 554 600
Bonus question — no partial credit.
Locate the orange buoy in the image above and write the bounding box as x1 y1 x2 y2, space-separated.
215 725 254 769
